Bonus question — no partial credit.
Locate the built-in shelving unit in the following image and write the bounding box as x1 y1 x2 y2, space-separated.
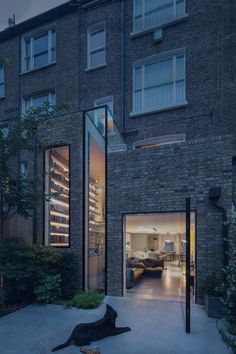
49 150 70 247
88 177 104 256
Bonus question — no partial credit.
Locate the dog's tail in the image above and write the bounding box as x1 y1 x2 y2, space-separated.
51 338 72 352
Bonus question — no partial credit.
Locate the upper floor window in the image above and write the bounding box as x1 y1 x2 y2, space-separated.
133 0 186 33
0 66 5 98
132 49 186 115
87 23 106 69
22 91 56 115
20 161 28 179
22 28 56 73
133 134 186 149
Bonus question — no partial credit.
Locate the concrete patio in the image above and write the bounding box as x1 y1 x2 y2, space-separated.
0 296 231 354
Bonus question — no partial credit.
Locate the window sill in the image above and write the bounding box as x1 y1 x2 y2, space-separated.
130 14 188 39
0 95 6 100
130 102 188 118
20 62 56 76
85 63 107 72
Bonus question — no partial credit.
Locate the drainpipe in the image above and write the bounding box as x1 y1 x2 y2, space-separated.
209 187 228 266
120 0 125 133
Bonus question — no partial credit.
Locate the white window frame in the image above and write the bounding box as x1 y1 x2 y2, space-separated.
94 95 113 115
133 134 186 149
132 0 187 34
94 95 114 134
21 27 56 73
22 91 56 116
0 65 5 98
87 22 106 70
132 48 187 115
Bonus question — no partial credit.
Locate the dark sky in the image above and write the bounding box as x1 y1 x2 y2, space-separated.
0 0 68 31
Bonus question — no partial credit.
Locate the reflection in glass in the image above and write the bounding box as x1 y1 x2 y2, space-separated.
85 108 106 293
34 53 48 68
87 135 106 292
45 146 70 247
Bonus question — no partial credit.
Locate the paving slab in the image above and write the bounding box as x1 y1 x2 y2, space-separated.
0 296 231 354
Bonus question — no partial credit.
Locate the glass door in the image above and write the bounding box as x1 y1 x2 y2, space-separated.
185 197 191 333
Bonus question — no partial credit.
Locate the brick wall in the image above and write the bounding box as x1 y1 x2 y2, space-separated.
107 135 233 300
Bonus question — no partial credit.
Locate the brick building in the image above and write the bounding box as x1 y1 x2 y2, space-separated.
0 0 235 305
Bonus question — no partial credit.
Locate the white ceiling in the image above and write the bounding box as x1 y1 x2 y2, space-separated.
126 212 195 234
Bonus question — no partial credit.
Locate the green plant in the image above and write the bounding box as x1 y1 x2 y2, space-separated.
0 99 69 239
200 273 223 297
34 274 62 304
0 237 62 305
63 291 103 309
57 251 80 300
0 237 36 303
218 206 236 352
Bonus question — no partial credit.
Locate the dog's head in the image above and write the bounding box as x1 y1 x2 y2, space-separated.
106 304 118 322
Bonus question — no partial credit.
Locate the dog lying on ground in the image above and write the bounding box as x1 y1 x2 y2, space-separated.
51 304 131 352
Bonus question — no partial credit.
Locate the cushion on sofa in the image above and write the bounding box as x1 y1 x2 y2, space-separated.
127 257 145 269
142 258 164 268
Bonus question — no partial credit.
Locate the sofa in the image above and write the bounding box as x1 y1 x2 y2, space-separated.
126 257 164 289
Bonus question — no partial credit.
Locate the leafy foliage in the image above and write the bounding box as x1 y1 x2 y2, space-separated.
57 251 80 300
34 274 62 304
0 237 82 311
221 208 236 325
63 291 103 309
0 237 62 304
218 207 236 351
200 273 223 297
0 101 69 238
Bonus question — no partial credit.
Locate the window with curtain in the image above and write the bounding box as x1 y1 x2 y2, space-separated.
133 49 186 114
22 92 56 115
133 0 186 33
0 66 5 98
22 28 56 72
87 23 106 69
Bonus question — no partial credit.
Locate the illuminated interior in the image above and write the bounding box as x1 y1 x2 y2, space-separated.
85 108 106 293
125 212 195 300
45 146 70 247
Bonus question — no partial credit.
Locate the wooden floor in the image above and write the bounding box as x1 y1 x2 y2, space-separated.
126 261 186 301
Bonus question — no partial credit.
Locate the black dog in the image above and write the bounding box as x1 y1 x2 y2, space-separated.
51 304 131 352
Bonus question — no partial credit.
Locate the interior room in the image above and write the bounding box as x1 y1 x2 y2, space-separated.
87 136 106 292
125 212 195 301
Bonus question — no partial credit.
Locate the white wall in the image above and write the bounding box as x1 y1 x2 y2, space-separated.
128 233 186 255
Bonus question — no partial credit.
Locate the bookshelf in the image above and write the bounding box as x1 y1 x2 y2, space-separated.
49 149 70 247
88 177 105 257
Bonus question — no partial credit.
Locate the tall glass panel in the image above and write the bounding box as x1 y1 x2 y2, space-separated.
85 109 106 292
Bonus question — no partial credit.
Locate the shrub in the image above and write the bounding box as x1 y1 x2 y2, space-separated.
57 251 80 300
218 207 236 351
0 237 36 303
200 273 223 297
34 274 62 304
63 291 103 309
0 237 62 304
